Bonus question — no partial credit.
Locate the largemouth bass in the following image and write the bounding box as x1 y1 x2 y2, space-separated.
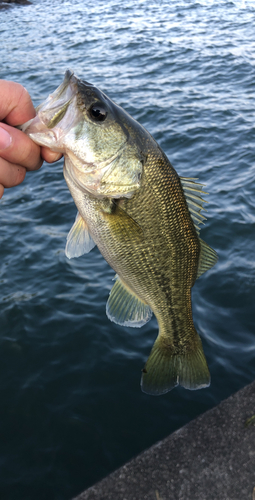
21 70 217 395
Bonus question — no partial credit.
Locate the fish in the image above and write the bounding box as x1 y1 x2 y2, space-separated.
21 70 218 395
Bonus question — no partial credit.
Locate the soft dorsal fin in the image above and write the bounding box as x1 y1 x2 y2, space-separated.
197 238 218 278
65 212 96 259
180 177 208 234
180 177 218 276
106 276 153 328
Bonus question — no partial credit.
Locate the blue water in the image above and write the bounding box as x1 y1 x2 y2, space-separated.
0 1 255 498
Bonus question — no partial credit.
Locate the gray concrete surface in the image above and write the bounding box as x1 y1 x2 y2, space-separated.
73 381 255 500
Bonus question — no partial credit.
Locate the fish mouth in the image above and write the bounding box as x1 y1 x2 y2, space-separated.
20 70 86 153
20 70 106 152
21 70 78 136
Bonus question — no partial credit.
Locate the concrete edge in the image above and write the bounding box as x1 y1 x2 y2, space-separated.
73 381 255 500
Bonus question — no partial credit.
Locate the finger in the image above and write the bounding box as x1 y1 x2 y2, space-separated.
0 157 27 189
41 147 63 164
0 184 4 199
0 80 36 125
0 123 43 171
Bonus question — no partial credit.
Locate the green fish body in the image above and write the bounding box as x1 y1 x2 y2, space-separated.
22 71 217 395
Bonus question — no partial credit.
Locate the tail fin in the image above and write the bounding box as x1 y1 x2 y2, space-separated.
141 333 210 396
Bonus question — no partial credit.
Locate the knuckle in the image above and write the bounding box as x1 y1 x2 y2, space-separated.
16 84 31 111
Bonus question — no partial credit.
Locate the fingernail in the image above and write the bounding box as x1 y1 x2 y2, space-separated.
0 126 12 150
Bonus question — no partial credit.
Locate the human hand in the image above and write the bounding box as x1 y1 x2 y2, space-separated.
0 80 62 199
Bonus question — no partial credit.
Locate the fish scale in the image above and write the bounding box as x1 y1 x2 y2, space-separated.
87 148 207 393
21 70 217 395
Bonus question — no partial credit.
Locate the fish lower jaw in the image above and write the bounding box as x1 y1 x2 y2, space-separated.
28 131 62 150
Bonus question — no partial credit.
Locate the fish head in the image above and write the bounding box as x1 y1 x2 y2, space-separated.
22 70 145 198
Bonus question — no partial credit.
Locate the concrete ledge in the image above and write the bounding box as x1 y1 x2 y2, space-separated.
73 382 255 500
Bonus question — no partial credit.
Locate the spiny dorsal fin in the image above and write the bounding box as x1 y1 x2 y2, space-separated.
180 177 208 234
65 212 96 259
197 238 218 278
106 276 152 328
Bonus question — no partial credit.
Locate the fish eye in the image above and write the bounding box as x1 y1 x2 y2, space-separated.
89 103 107 122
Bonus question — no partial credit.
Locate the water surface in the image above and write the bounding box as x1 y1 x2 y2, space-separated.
0 1 255 499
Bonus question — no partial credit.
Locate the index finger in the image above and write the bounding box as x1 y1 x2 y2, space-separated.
0 80 36 125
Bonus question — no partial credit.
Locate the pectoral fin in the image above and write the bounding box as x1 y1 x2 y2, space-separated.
101 201 143 241
65 212 96 259
106 276 152 327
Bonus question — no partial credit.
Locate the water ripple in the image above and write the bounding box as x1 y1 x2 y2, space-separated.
0 1 255 499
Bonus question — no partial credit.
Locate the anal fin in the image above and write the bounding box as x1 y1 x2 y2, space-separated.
106 276 152 328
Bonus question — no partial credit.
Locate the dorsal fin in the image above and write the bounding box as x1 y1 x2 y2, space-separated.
197 238 218 278
180 177 218 276
180 177 208 234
